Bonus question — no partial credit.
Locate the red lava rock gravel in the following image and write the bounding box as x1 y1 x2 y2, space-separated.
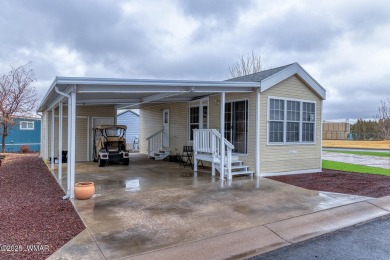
267 169 390 198
0 153 85 260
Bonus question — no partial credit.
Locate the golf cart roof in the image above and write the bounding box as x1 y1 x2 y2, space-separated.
95 125 127 130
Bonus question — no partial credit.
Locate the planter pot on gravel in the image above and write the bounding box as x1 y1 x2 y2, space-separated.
74 182 95 200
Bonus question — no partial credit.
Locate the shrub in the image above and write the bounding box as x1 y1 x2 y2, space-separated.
20 145 30 153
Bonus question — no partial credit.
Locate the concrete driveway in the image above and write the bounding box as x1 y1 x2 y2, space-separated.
49 154 390 259
323 151 390 169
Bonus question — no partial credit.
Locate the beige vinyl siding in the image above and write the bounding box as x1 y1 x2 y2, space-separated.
46 105 115 162
260 75 322 174
139 102 188 154
209 93 257 171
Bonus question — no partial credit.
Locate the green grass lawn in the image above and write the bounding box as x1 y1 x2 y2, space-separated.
323 150 390 157
322 160 390 176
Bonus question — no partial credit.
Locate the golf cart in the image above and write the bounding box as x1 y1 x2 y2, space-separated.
93 125 129 167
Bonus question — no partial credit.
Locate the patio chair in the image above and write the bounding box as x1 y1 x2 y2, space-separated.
180 146 204 169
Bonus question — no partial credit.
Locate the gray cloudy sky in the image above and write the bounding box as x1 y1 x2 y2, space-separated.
1 0 389 121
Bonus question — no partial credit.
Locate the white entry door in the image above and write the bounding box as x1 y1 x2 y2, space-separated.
162 109 169 148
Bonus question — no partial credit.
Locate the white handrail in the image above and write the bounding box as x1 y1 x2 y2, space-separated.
193 129 234 179
146 129 163 158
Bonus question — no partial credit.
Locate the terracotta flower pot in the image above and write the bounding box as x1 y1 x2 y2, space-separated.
74 182 95 200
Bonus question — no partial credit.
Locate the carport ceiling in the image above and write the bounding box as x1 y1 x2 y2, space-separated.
38 77 260 111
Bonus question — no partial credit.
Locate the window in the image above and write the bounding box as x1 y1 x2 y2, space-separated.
268 97 315 144
189 107 199 141
20 121 34 130
269 99 284 143
302 102 315 142
188 98 208 141
286 101 300 142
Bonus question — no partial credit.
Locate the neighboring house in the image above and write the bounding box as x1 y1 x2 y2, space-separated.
38 62 325 197
0 117 41 152
117 110 140 149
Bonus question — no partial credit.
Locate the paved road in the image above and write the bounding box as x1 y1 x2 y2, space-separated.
323 152 390 169
249 215 390 260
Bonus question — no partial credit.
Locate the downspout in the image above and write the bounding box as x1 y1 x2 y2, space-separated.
54 86 71 200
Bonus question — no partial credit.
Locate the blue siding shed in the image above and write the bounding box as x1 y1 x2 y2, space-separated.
0 117 41 152
117 110 140 147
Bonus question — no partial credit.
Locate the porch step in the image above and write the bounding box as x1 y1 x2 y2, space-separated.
151 148 171 160
230 165 248 170
215 160 253 177
231 170 254 176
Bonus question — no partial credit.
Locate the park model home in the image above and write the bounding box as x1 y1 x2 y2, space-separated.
38 63 325 198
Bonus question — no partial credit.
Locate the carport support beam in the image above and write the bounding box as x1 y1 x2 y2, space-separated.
66 94 72 197
51 107 55 170
70 89 77 198
58 102 63 181
220 92 225 180
255 88 261 177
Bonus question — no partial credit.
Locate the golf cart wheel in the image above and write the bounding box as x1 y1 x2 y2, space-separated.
122 158 129 165
98 157 107 167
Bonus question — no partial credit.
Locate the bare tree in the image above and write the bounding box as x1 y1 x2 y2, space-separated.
0 62 38 152
228 51 263 78
375 99 390 140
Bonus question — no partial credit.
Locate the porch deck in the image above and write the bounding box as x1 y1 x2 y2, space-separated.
50 153 370 259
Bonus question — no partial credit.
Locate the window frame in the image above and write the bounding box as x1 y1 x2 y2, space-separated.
267 96 316 145
20 121 35 130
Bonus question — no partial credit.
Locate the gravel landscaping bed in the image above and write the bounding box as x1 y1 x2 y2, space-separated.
267 169 390 198
0 153 85 260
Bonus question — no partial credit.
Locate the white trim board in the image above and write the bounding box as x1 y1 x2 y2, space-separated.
261 63 326 100
260 168 322 177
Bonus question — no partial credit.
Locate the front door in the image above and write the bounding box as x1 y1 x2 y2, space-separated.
224 100 248 154
162 109 169 148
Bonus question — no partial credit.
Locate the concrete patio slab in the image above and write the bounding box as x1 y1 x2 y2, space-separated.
48 229 105 260
50 154 390 259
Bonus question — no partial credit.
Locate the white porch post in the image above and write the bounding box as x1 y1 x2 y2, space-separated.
220 92 225 180
70 89 77 198
66 95 72 198
255 88 261 177
58 102 63 181
51 107 55 170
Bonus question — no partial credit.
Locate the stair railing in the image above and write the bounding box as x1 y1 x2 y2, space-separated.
193 129 234 179
146 129 163 158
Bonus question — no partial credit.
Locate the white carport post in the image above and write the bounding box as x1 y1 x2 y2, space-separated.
51 107 55 170
255 88 261 177
220 92 225 180
54 87 71 199
45 111 49 160
69 88 77 198
58 101 63 181
66 93 72 198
